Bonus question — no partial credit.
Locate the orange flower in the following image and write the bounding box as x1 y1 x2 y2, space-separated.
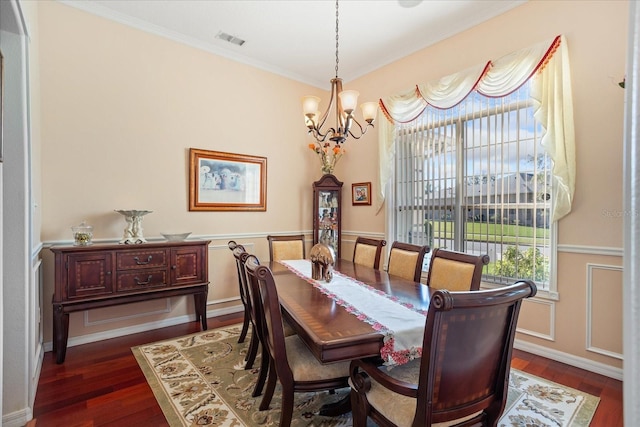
308 141 345 174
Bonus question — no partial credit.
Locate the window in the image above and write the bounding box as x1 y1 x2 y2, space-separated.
391 82 554 289
379 36 574 295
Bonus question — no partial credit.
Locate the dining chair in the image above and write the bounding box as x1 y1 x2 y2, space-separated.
244 254 350 426
240 251 268 398
230 243 269 375
228 241 250 345
352 237 387 270
386 241 430 283
425 248 490 291
349 280 537 427
241 253 297 399
267 234 306 261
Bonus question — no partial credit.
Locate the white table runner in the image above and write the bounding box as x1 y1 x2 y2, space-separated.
280 259 426 366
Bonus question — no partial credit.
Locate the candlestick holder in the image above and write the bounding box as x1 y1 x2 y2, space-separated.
115 210 152 244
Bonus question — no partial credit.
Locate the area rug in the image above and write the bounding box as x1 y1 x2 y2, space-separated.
132 324 599 426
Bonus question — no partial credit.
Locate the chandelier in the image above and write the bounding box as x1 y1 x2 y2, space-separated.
302 0 377 145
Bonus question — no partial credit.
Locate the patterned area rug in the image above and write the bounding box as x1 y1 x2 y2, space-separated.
132 324 599 426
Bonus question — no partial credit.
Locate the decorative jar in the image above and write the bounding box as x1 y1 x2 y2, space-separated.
72 221 93 246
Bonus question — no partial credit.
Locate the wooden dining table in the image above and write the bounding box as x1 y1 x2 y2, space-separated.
269 259 435 365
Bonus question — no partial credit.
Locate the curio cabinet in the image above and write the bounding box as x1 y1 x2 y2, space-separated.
312 174 343 258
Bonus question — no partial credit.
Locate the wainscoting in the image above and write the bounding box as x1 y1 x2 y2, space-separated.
37 233 624 382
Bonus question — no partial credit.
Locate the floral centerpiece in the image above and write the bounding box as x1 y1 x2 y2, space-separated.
308 142 345 175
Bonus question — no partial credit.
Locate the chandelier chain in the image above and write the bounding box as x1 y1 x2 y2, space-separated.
335 0 339 78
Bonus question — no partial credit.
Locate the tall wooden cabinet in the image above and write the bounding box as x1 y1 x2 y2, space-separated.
51 240 210 363
313 174 343 258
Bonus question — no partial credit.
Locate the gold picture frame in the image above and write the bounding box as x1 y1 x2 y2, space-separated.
189 148 267 211
352 182 371 206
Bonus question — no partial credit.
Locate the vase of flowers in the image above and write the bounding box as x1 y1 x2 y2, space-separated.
309 142 345 175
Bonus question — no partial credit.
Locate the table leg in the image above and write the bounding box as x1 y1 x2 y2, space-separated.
53 304 69 364
194 290 208 330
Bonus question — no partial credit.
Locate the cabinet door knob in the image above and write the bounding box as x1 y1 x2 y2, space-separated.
106 271 112 275
171 265 177 270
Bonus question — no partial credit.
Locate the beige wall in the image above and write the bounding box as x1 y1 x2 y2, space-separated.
36 1 330 344
38 1 327 241
36 0 626 376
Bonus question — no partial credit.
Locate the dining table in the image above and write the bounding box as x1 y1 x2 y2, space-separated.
269 258 435 366
268 258 435 415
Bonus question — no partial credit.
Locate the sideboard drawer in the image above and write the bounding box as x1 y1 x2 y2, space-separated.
116 269 168 292
116 249 167 270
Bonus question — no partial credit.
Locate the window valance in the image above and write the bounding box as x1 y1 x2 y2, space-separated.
377 35 575 222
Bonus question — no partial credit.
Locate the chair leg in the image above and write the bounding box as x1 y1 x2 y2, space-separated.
244 330 259 368
237 308 250 343
350 388 368 427
259 358 278 411
279 386 294 427
350 376 371 427
252 342 269 397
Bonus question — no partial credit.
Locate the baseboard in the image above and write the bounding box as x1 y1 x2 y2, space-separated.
514 339 623 380
2 407 33 427
43 305 244 353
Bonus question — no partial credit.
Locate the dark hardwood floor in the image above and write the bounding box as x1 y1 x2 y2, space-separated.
31 312 623 426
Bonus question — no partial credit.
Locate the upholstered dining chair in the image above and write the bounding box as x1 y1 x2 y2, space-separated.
426 248 491 291
228 241 250 345
386 241 430 283
353 237 387 270
241 253 297 399
244 254 350 426
267 234 306 261
349 280 537 427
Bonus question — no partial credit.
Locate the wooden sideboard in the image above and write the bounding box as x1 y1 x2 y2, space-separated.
51 240 210 363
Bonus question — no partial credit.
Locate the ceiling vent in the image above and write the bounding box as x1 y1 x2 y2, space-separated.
215 31 246 46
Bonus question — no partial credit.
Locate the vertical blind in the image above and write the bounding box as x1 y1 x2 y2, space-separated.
394 83 552 286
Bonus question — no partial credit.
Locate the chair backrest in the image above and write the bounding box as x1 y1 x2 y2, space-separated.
426 248 490 291
267 234 306 261
386 241 430 282
244 255 294 385
229 242 249 306
352 237 387 270
241 251 264 336
414 280 537 426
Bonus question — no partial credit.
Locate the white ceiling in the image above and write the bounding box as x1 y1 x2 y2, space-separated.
60 0 526 89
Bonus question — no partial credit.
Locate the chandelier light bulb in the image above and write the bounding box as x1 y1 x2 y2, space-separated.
338 90 359 114
302 96 321 117
361 102 378 123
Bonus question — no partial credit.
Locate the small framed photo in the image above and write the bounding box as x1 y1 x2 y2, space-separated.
189 148 267 211
352 182 371 206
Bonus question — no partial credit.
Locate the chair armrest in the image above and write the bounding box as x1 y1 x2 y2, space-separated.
350 358 418 398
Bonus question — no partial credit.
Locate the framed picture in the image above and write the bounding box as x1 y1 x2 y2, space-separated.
189 148 267 211
352 182 371 206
